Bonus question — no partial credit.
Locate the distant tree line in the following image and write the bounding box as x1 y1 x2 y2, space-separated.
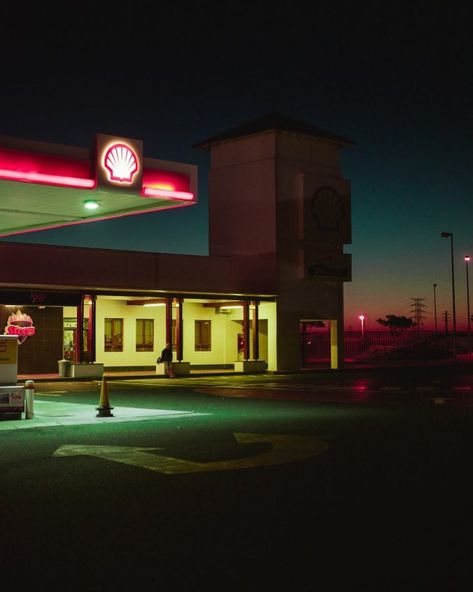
376 315 414 338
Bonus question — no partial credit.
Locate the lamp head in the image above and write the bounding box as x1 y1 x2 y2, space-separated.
465 255 471 262
441 231 452 238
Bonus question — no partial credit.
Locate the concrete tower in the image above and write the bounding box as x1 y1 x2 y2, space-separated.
195 113 354 371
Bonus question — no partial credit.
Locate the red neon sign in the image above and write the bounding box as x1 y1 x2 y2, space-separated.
4 309 36 345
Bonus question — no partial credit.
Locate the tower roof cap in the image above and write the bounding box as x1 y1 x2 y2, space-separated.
194 112 355 149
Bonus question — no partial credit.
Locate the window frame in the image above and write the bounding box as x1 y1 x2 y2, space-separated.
136 318 154 352
104 318 124 352
195 319 211 351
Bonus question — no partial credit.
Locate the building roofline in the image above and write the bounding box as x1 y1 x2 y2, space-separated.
193 112 355 150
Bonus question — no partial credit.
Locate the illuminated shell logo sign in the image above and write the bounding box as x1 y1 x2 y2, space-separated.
311 186 345 231
4 309 36 345
103 143 139 183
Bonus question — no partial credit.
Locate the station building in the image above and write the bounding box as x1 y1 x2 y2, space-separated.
0 113 354 378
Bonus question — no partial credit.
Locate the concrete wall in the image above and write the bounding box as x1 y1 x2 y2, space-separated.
208 133 277 257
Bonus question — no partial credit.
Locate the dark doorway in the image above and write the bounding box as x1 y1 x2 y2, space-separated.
1 306 63 374
300 321 330 368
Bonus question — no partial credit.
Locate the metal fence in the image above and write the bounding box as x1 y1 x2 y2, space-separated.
344 330 430 357
303 329 464 362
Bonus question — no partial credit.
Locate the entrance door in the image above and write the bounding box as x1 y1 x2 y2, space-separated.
63 320 77 360
300 321 330 368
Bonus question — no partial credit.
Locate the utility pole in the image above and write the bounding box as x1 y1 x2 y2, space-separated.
444 310 450 335
441 232 457 356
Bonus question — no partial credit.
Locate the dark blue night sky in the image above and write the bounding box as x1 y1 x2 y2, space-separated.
1 4 472 329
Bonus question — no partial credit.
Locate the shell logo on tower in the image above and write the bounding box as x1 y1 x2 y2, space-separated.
103 143 139 183
311 186 345 232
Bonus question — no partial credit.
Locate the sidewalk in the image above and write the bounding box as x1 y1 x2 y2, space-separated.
15 355 473 384
16 368 237 383
0 399 203 431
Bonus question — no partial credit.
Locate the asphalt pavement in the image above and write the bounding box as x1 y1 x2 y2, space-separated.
2 361 473 591
2 357 473 429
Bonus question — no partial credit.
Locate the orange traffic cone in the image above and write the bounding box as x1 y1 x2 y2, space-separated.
96 376 114 417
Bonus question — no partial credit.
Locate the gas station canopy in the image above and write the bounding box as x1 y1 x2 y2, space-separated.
0 132 197 237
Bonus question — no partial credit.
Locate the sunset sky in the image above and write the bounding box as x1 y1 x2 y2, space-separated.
1 5 472 330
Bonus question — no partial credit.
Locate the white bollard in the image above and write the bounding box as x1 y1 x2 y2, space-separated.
25 379 35 419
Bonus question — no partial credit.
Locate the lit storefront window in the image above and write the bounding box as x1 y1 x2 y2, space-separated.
195 320 211 351
136 319 154 352
105 318 123 352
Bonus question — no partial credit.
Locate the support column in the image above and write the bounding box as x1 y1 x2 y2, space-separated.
252 300 259 360
76 301 84 363
234 300 266 373
165 297 173 346
167 296 189 376
175 297 183 362
69 294 103 378
243 301 250 360
88 295 96 362
80 294 95 363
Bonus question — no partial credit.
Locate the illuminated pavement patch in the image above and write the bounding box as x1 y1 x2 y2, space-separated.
0 400 203 430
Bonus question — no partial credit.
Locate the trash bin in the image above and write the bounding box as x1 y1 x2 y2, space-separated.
58 359 71 377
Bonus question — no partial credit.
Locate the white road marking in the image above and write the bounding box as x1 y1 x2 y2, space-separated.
53 433 329 474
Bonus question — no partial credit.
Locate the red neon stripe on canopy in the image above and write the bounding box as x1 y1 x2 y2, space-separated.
141 168 190 192
0 147 94 189
142 187 194 201
0 169 95 188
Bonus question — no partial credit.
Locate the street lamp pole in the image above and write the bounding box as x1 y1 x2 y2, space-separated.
465 256 471 354
433 283 438 333
441 232 457 357
359 314 365 339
